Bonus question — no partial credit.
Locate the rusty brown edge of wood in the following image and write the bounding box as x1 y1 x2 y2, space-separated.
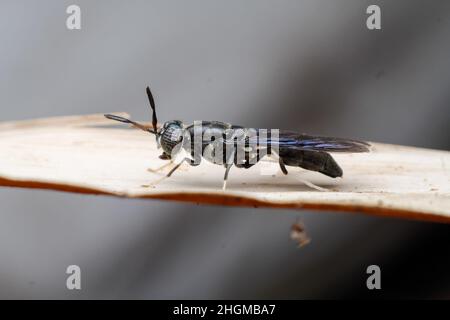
1 176 448 224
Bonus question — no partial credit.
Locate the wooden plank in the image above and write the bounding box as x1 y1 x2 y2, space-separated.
0 113 448 222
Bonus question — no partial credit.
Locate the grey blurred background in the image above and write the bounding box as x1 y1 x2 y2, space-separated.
0 0 449 299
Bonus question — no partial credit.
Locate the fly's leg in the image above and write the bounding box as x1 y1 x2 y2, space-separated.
166 160 185 177
149 157 200 187
147 161 174 173
266 152 328 191
272 150 288 175
266 151 288 175
222 163 233 190
147 152 175 173
148 161 183 186
279 150 335 191
221 149 236 190
296 178 329 192
279 158 288 175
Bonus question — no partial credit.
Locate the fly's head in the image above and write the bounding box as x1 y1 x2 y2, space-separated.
158 120 184 159
104 86 186 161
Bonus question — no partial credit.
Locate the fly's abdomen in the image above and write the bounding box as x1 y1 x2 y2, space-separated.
280 149 343 178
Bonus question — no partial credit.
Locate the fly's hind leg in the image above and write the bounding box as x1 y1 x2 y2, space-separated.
267 151 288 175
299 151 343 178
278 157 288 175
278 150 338 191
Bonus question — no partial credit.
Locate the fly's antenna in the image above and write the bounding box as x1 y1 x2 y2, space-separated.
104 114 152 133
146 86 158 136
104 86 159 138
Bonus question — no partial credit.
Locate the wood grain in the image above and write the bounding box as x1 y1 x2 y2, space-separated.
0 113 449 222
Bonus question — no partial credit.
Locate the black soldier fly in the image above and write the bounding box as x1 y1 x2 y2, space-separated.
105 86 370 190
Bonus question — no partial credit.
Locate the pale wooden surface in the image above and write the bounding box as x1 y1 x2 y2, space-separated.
0 113 449 222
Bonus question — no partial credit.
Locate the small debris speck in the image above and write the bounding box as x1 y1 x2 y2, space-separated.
290 220 311 248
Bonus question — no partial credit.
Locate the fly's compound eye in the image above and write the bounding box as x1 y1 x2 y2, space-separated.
169 127 183 142
160 124 184 156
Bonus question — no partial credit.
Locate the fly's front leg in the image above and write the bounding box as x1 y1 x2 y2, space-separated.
166 160 185 177
167 156 200 177
147 152 174 173
149 156 201 187
147 161 174 173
